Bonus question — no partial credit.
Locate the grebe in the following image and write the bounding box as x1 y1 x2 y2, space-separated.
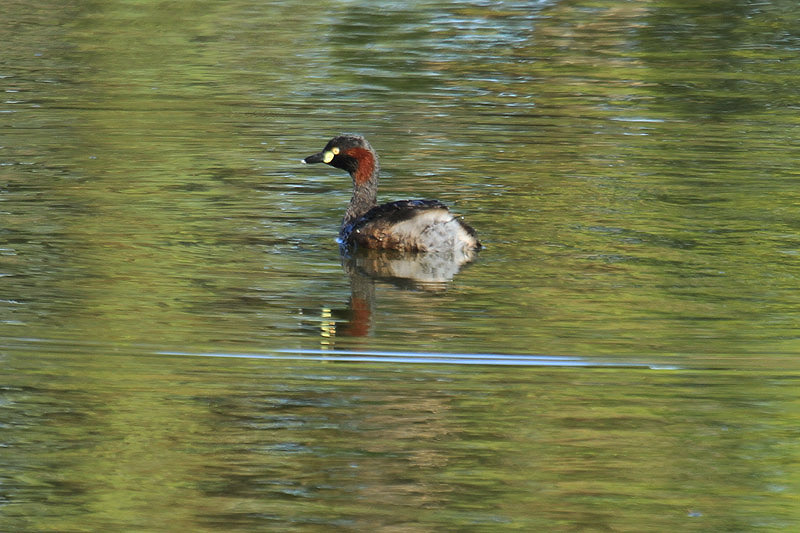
302 134 480 253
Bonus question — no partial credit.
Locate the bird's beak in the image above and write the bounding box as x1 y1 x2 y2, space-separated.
302 150 334 164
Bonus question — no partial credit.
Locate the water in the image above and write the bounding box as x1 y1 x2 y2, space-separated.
2 0 800 530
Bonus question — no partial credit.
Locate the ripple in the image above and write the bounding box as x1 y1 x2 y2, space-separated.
160 348 678 369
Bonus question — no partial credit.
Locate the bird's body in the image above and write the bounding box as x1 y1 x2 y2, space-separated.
302 135 480 254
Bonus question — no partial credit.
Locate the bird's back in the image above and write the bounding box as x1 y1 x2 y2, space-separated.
341 200 480 253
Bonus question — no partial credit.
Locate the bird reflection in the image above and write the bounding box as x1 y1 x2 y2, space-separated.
316 247 476 344
344 246 477 292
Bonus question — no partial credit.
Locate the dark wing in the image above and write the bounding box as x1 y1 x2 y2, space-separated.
359 200 448 225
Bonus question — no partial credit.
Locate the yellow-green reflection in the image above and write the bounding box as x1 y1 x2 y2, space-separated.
2 0 800 530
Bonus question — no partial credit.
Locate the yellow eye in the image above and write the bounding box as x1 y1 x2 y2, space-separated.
332 147 340 155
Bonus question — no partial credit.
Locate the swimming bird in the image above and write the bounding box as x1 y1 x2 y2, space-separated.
302 134 480 253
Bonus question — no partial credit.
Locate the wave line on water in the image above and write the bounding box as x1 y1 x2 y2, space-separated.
159 348 678 369
1 337 679 369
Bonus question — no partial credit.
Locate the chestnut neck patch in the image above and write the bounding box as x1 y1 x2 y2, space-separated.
345 147 376 186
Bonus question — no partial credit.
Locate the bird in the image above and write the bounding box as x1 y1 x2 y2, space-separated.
302 134 480 254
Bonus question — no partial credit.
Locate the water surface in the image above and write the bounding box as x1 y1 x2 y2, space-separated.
2 0 800 530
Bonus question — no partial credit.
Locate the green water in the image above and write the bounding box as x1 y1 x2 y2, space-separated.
2 0 800 530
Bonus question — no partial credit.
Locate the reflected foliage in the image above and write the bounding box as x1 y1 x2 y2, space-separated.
2 0 800 530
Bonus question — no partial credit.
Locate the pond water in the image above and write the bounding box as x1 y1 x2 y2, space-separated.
2 0 800 531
